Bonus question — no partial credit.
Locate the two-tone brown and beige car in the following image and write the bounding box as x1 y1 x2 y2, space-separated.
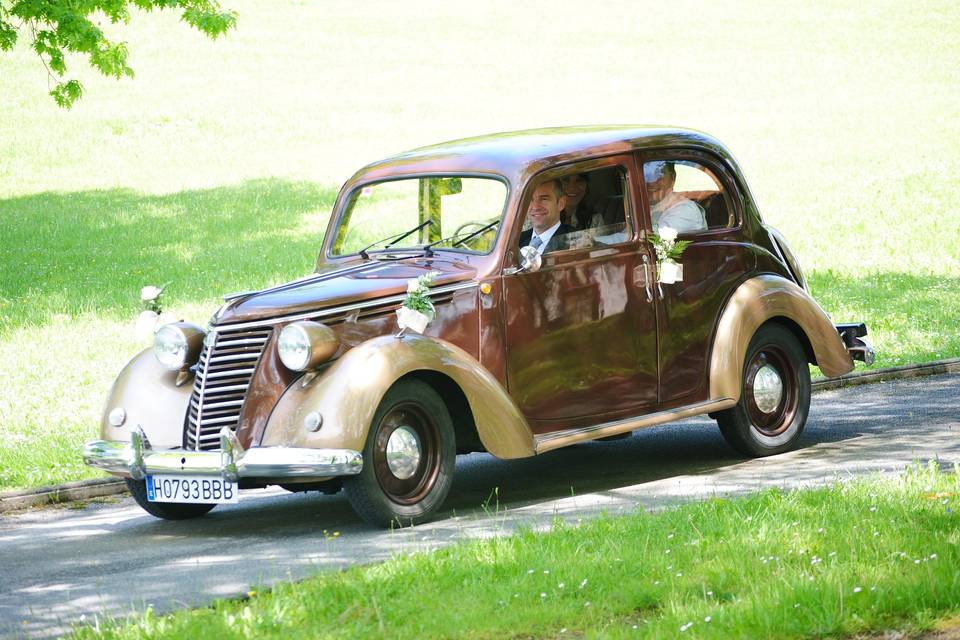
83 126 874 527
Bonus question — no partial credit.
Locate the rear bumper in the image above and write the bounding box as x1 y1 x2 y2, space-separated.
83 427 362 481
835 322 876 366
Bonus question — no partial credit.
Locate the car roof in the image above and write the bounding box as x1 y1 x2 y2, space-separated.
344 125 740 188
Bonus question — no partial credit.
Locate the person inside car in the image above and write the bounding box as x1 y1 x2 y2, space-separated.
560 173 594 231
645 161 706 233
519 179 574 254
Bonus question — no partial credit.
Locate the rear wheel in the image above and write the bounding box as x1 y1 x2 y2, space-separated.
344 379 455 527
125 478 217 520
716 324 811 456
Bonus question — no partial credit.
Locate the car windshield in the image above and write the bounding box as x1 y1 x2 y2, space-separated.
330 176 508 256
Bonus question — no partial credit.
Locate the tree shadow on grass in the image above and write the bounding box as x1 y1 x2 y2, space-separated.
0 179 338 334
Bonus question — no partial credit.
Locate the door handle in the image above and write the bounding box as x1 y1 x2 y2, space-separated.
641 254 654 302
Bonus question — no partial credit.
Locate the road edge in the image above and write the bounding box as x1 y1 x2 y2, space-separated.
3 357 959 515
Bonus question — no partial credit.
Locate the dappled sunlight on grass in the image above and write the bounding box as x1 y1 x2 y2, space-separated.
0 179 335 489
0 178 336 336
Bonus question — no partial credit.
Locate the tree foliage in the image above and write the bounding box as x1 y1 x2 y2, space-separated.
0 0 237 107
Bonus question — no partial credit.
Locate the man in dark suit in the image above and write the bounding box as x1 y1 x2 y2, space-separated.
519 179 575 254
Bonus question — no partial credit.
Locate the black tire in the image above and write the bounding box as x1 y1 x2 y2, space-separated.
716 323 811 457
344 379 456 527
124 478 217 520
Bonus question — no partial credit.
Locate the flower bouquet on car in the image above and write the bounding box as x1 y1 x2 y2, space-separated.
650 227 691 284
135 283 176 338
396 271 440 335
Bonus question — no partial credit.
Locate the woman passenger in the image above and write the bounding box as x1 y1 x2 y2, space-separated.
560 173 593 231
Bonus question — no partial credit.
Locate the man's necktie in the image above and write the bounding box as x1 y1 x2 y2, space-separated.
530 235 543 250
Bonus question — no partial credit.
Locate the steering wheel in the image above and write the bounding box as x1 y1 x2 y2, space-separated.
452 221 489 238
449 221 493 250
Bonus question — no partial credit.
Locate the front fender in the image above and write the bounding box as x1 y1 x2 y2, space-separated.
261 334 535 459
99 348 191 448
710 274 854 402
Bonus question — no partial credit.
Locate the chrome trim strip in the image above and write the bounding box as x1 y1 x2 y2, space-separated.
209 353 263 363
216 337 270 347
215 281 479 331
199 415 238 426
533 398 736 454
198 399 244 410
200 383 249 394
203 368 255 379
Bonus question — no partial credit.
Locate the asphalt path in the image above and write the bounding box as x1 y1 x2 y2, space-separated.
1 373 958 638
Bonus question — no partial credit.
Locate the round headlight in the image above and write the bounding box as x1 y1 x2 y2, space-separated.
278 321 339 371
154 322 205 371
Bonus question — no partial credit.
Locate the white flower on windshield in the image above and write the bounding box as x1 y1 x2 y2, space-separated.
659 226 679 242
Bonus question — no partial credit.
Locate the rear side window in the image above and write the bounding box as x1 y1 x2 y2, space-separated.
643 160 734 233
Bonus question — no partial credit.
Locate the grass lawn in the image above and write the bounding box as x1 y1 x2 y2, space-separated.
1 0 959 490
69 464 960 639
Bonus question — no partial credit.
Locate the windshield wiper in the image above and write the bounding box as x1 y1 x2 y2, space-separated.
358 220 435 260
423 219 501 253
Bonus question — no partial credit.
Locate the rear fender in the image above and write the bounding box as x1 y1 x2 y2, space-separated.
261 334 535 459
710 274 854 402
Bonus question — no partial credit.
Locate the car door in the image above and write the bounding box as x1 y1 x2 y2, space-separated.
638 151 756 406
501 155 659 432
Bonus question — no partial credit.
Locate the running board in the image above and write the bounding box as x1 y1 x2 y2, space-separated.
533 398 737 454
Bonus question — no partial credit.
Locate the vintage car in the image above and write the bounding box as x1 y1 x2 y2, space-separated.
83 126 874 527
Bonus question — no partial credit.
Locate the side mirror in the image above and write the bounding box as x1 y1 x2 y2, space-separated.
518 245 542 273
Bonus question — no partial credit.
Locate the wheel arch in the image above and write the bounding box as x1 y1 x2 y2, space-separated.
401 370 485 454
766 316 816 365
709 274 853 403
261 334 535 459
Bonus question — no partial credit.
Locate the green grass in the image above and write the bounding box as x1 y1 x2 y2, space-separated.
1 0 959 490
0 180 335 489
70 464 960 639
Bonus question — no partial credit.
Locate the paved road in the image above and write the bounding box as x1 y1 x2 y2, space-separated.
2 373 958 638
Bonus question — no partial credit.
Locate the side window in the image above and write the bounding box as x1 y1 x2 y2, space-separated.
555 166 634 249
643 160 734 234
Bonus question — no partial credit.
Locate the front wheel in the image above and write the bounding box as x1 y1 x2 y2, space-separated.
716 323 811 456
344 379 455 527
125 478 217 520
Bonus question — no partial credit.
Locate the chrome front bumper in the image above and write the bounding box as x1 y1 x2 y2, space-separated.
83 427 363 481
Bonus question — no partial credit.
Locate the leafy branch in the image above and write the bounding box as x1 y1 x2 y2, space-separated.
650 230 692 264
0 0 237 107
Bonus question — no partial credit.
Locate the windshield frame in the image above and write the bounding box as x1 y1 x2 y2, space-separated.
325 172 512 260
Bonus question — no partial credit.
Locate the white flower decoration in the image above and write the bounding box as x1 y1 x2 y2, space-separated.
659 226 678 242
140 285 163 301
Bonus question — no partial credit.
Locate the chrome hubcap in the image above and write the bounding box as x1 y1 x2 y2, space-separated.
753 364 784 413
385 426 421 480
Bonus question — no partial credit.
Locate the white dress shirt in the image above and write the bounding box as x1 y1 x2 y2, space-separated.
651 192 706 234
527 220 562 255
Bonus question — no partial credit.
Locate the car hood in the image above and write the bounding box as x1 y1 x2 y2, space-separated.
213 257 477 327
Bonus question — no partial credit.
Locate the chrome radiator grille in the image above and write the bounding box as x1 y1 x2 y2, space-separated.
185 326 272 451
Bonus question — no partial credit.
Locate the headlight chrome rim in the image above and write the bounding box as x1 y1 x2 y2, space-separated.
278 323 312 371
153 322 206 371
278 321 339 372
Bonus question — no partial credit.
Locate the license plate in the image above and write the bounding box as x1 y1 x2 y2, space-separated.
145 475 239 504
